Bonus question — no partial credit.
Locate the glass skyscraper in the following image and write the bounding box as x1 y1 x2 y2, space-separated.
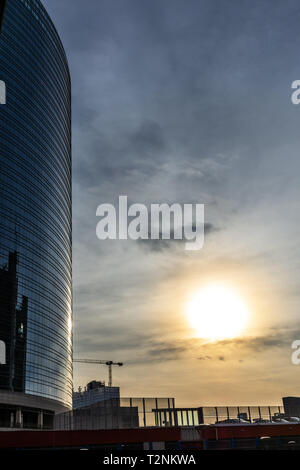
0 0 72 427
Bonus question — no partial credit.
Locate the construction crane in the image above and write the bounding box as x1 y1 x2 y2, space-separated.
73 359 123 387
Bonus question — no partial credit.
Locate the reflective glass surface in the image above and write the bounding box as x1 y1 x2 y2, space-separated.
0 0 72 408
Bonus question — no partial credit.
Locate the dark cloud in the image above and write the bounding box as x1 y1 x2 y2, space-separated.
217 329 298 352
138 222 218 252
148 344 186 357
197 355 226 362
75 324 299 366
75 325 187 363
71 119 167 189
132 120 165 155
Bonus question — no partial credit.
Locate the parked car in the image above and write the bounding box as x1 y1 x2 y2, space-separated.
215 418 250 425
286 417 300 423
253 418 273 424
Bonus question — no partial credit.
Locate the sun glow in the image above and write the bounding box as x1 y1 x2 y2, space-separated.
186 284 249 341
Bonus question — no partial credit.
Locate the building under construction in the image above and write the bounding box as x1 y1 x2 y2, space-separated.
73 381 120 409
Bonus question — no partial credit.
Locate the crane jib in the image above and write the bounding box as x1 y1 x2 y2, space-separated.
73 359 123 387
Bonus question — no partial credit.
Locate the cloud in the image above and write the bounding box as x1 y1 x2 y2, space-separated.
197 355 226 362
198 355 212 361
138 222 218 252
216 329 298 353
131 120 165 155
189 327 300 364
75 324 299 366
133 341 186 364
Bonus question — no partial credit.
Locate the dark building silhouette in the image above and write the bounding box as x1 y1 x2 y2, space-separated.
0 0 72 427
282 397 300 418
13 294 28 392
0 0 6 32
0 251 27 392
55 399 140 431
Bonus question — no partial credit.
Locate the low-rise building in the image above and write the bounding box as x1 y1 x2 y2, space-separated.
73 381 120 410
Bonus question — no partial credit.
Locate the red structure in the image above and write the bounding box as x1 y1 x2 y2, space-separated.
0 427 184 450
1 423 300 450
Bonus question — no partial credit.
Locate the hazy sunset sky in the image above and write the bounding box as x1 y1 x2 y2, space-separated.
43 0 300 406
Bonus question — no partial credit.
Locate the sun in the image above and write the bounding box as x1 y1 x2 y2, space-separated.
186 284 249 341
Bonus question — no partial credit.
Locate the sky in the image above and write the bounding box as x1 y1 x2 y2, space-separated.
43 0 300 406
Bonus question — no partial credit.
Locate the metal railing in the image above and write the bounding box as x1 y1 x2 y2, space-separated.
55 401 300 430
54 397 175 430
153 405 299 426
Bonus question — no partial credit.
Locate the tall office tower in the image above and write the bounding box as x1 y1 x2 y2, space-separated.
0 0 72 428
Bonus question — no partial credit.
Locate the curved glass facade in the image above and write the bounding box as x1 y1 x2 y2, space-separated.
0 0 72 409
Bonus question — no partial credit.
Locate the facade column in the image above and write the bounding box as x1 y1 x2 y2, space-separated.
16 408 23 428
10 411 14 428
38 411 43 429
